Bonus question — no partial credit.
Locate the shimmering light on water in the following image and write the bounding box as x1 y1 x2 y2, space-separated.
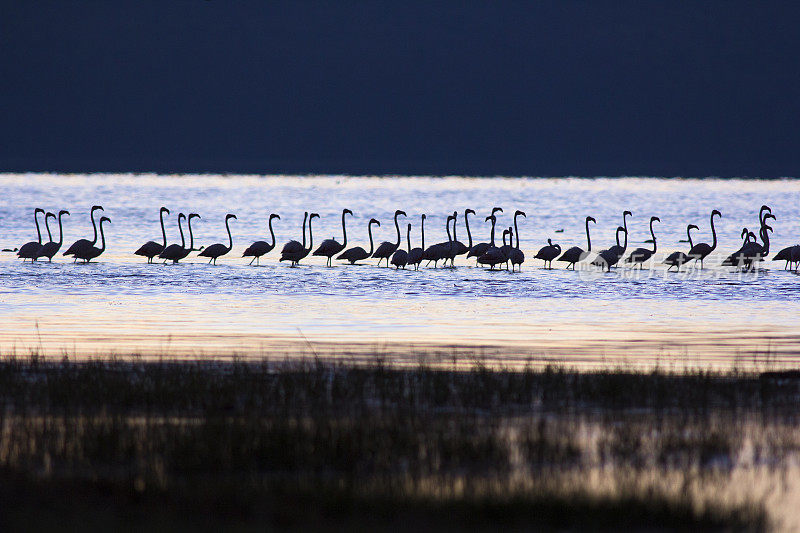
1 174 799 367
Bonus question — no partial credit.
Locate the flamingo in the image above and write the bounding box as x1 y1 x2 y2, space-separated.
390 224 411 269
508 210 526 272
134 207 170 263
242 213 280 265
604 210 632 267
664 224 699 272
687 210 722 269
468 207 503 264
159 213 202 263
558 216 596 269
625 216 660 268
423 214 454 268
17 208 46 261
281 212 319 266
449 211 469 266
772 214 799 271
71 217 110 262
63 205 104 262
477 217 506 270
500 226 516 270
372 210 406 266
534 238 561 269
313 209 352 266
407 214 425 270
199 214 237 264
592 227 626 272
38 210 70 261
338 218 380 264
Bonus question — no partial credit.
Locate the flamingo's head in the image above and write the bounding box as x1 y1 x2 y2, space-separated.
420 214 426 221
344 209 353 217
34 207 45 214
515 210 526 218
99 216 111 225
160 206 170 214
189 213 201 220
623 210 632 219
712 209 722 218
270 213 280 220
45 212 56 220
651 216 661 223
764 213 776 223
587 216 596 224
465 208 475 216
59 210 70 217
226 213 237 221
91 205 104 212
370 218 380 227
310 213 320 220
395 210 407 218
688 224 699 231
492 207 503 215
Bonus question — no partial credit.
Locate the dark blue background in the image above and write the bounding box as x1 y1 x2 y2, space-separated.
2 2 799 176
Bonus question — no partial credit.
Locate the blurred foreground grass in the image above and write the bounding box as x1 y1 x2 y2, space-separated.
1 353 797 530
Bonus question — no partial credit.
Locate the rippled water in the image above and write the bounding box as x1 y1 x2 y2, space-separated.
1 174 799 368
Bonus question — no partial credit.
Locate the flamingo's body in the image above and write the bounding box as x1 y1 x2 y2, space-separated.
71 217 111 262
372 210 406 266
534 238 561 269
281 213 319 266
687 210 722 269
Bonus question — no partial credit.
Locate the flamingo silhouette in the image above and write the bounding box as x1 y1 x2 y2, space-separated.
558 216 596 269
314 209 352 266
243 213 280 265
17 208 46 261
63 205 104 262
372 210 406 267
38 210 70 261
71 217 111 262
338 218 380 264
664 224 699 272
281 212 319 266
625 216 660 268
390 223 411 269
199 214 237 264
134 207 170 263
407 214 426 270
687 210 721 269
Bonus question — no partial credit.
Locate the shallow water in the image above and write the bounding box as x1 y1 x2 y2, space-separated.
1 174 799 368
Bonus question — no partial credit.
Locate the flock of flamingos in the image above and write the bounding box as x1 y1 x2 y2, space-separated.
6 204 799 272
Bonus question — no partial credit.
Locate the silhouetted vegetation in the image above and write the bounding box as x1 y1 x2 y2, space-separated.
0 354 792 530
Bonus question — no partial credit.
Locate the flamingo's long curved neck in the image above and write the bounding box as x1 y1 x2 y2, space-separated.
420 217 425 250
464 211 472 248
57 212 65 246
160 210 168 247
687 226 694 249
307 217 315 252
98 220 108 252
615 229 621 248
225 217 234 251
585 218 592 251
268 216 276 247
393 213 401 246
490 217 496 246
300 213 308 249
514 214 521 249
710 212 718 251
406 224 412 253
760 226 770 255
178 215 186 249
451 213 458 242
34 210 43 244
650 219 657 253
44 215 54 243
367 222 376 254
90 208 99 245
341 211 348 247
446 218 452 243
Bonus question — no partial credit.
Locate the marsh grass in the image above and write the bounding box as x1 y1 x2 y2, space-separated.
0 354 795 530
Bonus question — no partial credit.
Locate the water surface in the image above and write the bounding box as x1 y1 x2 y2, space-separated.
2 174 799 368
